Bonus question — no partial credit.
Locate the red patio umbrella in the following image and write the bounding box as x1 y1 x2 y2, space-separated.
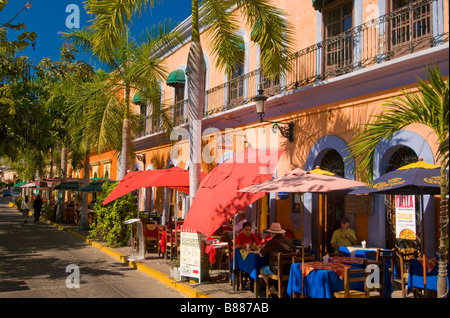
102 170 156 205
102 167 208 205
182 148 284 237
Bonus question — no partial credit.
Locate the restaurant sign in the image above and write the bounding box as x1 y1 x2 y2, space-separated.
395 195 417 240
180 231 202 280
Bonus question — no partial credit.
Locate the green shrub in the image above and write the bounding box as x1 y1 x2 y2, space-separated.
42 205 54 220
88 181 137 247
14 197 23 211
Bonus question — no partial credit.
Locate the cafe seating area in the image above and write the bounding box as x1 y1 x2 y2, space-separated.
131 212 446 299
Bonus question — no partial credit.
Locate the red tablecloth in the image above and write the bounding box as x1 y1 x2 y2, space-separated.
302 261 351 280
204 243 229 264
329 256 367 265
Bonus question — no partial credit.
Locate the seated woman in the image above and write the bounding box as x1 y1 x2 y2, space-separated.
235 222 261 250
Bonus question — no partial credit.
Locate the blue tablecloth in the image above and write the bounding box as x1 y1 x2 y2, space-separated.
287 259 393 298
287 262 364 298
231 249 269 280
339 246 378 260
407 258 449 295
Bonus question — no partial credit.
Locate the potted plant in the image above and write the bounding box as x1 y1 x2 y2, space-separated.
169 259 181 280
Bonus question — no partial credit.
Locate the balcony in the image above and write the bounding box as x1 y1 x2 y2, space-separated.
135 0 448 139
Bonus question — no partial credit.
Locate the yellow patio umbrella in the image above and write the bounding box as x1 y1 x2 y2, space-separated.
308 166 336 175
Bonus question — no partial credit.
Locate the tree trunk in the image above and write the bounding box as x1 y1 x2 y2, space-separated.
187 0 205 203
79 149 90 230
119 119 130 180
437 166 449 298
119 84 131 181
58 146 68 222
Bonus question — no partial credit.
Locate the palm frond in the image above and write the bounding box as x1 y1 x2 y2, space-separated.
348 64 449 184
201 0 244 75
232 0 294 76
84 0 155 63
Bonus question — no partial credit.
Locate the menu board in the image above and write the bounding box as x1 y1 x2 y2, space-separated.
345 195 373 214
180 231 202 280
395 195 417 240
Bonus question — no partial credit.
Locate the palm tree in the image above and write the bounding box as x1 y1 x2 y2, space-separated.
348 64 449 298
84 0 294 199
61 3 181 180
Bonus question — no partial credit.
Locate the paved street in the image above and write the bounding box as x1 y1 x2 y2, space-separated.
0 196 184 298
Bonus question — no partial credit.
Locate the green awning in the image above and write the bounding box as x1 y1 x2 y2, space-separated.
13 181 27 188
54 180 82 190
79 179 116 192
312 0 332 12
166 69 186 87
133 92 145 105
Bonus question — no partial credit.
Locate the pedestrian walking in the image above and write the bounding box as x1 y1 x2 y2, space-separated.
33 195 43 223
21 195 31 225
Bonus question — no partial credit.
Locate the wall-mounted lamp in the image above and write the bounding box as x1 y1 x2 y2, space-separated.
254 83 294 143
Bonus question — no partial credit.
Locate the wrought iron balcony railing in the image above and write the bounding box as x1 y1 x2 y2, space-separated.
136 0 448 138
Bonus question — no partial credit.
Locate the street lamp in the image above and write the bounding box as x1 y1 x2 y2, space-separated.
254 83 294 143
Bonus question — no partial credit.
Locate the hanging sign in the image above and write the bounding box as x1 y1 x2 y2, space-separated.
180 230 202 280
395 195 417 240
277 192 290 200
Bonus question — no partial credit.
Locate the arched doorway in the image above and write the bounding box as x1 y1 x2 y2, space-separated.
317 149 346 255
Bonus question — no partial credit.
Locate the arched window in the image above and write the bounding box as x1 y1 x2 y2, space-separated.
320 149 345 177
386 146 418 173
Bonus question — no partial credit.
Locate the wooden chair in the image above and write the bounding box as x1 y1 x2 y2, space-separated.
145 224 158 253
333 267 370 298
157 225 168 257
291 254 316 298
266 252 298 298
364 259 385 298
395 247 418 298
165 229 181 261
376 248 395 293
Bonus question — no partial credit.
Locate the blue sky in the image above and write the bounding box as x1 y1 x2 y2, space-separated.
2 0 192 66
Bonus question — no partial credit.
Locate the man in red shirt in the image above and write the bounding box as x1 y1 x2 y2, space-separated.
235 222 261 249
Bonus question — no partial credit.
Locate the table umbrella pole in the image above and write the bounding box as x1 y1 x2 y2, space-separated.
175 187 178 261
233 215 236 290
420 190 427 297
301 201 305 298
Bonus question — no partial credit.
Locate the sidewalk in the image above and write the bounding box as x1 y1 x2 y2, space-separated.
42 218 258 299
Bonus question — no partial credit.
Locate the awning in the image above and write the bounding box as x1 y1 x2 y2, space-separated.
54 180 82 190
79 179 116 192
166 69 185 87
21 182 37 188
133 92 145 105
13 181 27 188
312 0 335 12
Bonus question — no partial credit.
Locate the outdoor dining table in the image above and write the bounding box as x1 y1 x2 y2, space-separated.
339 245 378 260
231 248 268 296
204 242 229 264
287 261 360 298
330 256 394 297
407 257 449 296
